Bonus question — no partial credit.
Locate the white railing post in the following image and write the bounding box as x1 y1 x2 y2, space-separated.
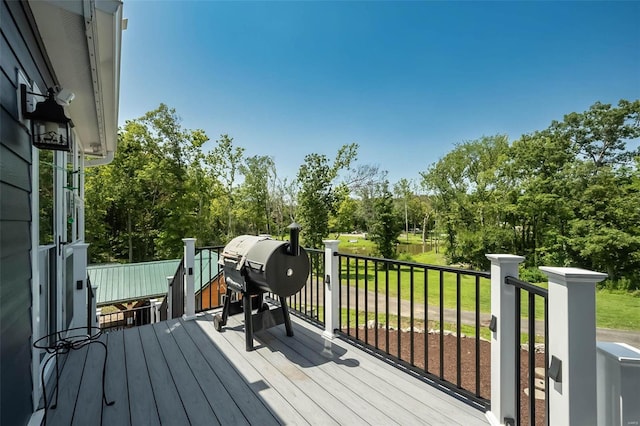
166 276 174 319
91 283 99 329
95 307 102 329
322 240 340 340
486 254 524 426
540 267 607 426
149 298 159 324
183 238 197 321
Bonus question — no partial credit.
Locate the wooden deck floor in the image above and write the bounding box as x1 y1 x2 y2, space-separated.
45 310 488 425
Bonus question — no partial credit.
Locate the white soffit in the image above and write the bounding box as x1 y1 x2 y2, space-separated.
28 0 123 158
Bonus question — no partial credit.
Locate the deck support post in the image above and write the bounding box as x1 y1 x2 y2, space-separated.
540 267 606 426
182 238 197 321
486 254 524 426
322 240 340 340
149 298 159 323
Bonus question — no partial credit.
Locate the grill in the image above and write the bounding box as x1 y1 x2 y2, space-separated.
214 223 310 351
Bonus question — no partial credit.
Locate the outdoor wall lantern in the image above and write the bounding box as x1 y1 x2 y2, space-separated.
20 84 72 151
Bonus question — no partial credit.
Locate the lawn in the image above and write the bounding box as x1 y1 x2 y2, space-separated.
329 237 640 331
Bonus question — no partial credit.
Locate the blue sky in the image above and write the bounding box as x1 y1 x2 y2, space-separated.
119 1 640 185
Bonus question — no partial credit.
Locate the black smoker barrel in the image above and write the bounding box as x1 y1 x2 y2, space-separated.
214 224 309 351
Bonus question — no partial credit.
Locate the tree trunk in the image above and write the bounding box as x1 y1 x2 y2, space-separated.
128 210 133 263
422 215 427 253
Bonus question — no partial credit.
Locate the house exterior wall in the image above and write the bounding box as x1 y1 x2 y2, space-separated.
0 1 56 423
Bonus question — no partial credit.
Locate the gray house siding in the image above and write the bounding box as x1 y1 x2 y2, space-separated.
1 1 56 424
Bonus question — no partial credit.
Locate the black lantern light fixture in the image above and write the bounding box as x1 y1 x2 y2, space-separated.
20 84 71 151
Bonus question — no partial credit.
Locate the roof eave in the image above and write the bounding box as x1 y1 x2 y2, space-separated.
28 0 124 163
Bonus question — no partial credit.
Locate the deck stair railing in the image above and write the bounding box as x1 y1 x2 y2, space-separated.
98 304 153 332
505 275 548 426
194 245 225 313
487 256 607 426
161 243 226 320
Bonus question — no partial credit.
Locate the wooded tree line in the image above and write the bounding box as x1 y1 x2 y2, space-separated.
85 100 639 288
422 100 640 287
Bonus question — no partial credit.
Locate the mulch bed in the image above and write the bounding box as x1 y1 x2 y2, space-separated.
343 327 546 426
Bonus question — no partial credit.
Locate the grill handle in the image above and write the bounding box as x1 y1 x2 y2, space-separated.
245 260 264 272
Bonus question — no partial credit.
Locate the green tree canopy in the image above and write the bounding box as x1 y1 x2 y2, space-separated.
296 144 358 247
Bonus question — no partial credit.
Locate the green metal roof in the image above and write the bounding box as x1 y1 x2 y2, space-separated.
88 251 221 306
89 259 181 306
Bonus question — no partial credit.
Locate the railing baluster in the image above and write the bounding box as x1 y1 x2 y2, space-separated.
410 266 414 366
385 262 390 353
355 258 359 340
338 255 343 330
364 258 369 346
397 263 401 360
347 258 351 335
424 267 428 373
316 252 320 322
375 260 379 349
544 295 549 426
515 286 522 426
456 273 461 388
439 270 444 380
529 292 536 425
475 275 481 397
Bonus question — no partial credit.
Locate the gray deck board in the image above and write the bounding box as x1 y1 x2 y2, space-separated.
46 344 88 426
151 321 219 426
222 315 370 425
195 316 312 425
49 307 488 426
264 322 405 425
261 317 462 426
137 321 190 425
257 324 396 425
287 316 489 425
71 339 107 426
103 331 131 426
165 319 254 426
122 327 160 425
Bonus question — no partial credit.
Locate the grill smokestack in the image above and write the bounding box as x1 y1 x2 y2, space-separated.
288 222 301 256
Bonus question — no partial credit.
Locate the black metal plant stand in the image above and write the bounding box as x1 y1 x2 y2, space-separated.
33 326 114 425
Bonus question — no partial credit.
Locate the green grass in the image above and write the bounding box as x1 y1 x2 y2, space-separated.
594 289 640 330
326 243 640 331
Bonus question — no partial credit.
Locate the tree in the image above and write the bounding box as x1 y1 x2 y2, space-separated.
296 143 358 248
330 196 359 235
559 99 640 168
206 134 245 238
421 135 511 268
567 164 640 285
239 155 275 234
393 178 413 241
270 176 298 236
85 104 214 262
369 181 402 260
